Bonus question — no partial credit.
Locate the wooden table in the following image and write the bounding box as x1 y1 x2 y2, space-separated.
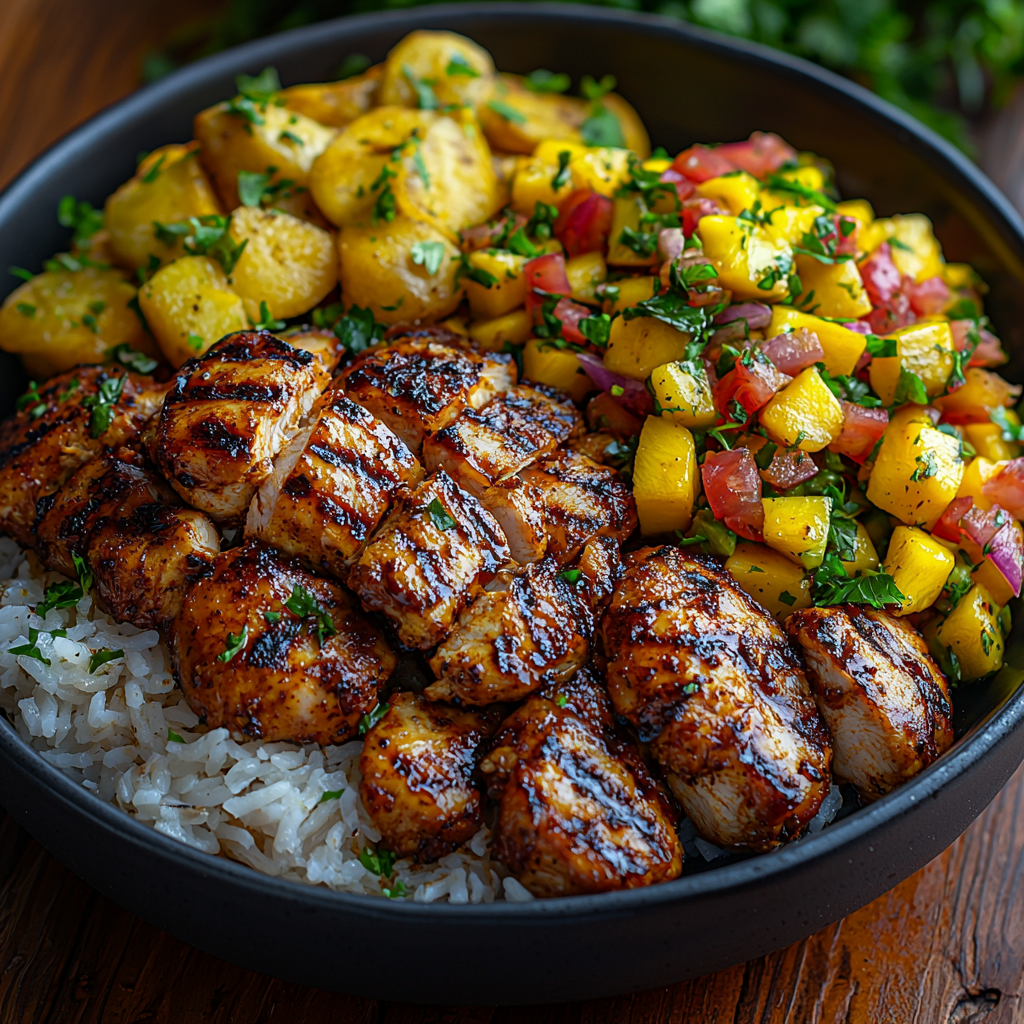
3 2 1024 1020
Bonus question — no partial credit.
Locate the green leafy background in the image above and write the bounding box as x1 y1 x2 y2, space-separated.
146 0 1024 156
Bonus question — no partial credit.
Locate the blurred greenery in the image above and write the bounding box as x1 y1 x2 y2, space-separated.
145 0 1024 154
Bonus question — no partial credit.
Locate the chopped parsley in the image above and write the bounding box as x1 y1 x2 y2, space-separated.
579 74 624 147
16 302 35 318
82 373 128 439
284 584 337 645
446 53 479 77
426 497 457 531
892 366 928 406
9 628 50 665
9 267 34 282
252 300 285 332
37 579 86 617
558 568 583 584
778 590 797 606
455 254 499 289
525 69 570 93
217 625 249 663
554 693 570 707
167 728 185 743
57 195 104 246
991 406 1024 442
359 843 398 878
486 99 527 125
333 306 385 353
358 704 388 736
551 150 573 191
109 344 158 374
911 450 939 481
319 789 344 803
764 173 837 213
403 64 438 109
140 154 166 184
812 552 904 608
153 215 248 275
88 648 124 674
410 240 446 276
578 313 611 349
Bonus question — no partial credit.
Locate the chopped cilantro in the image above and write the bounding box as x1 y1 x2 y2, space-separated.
37 579 85 617
578 314 611 349
336 54 370 80
426 497 457 531
252 300 285 332
57 195 104 246
334 306 385 353
455 254 499 289
892 366 928 406
16 302 35 317
812 552 904 608
991 406 1024 442
9 267 34 282
446 53 479 77
558 568 583 584
88 648 124 674
109 344 158 374
9 628 50 665
82 373 127 439
153 214 248 275
554 693 570 708
167 728 185 743
72 552 94 592
551 150 573 192
238 169 274 207
141 153 166 184
319 789 344 803
486 99 526 125
217 625 249 663
525 69 570 93
358 705 388 736
410 240 446 276
284 584 337 645
403 64 438 109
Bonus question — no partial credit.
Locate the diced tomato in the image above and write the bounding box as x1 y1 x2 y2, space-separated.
672 145 737 183
555 191 613 257
860 243 902 305
983 459 1024 520
761 327 825 376
760 447 819 490
864 295 915 335
830 403 889 464
659 168 696 201
586 391 645 436
905 275 950 316
701 447 764 540
714 132 797 179
951 319 1008 367
550 297 592 346
524 253 571 317
681 197 728 236
713 357 791 419
933 496 974 543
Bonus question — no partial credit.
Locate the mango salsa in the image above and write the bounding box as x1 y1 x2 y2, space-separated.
725 541 812 618
793 256 872 318
766 306 867 376
841 522 881 576
698 215 793 302
632 416 698 535
883 525 955 616
522 340 592 401
868 320 956 404
604 315 691 381
694 171 760 216
464 249 527 317
929 584 1004 680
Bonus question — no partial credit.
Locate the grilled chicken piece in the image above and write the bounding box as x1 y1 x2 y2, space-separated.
151 331 329 524
0 367 167 546
426 536 622 706
359 692 504 862
482 671 683 897
281 326 345 374
481 449 637 565
786 605 953 801
422 384 582 497
171 541 395 745
601 547 832 851
337 339 514 452
347 470 510 650
245 392 423 577
35 449 219 628
479 479 548 564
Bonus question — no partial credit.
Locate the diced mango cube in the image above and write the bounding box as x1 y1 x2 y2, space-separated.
604 276 658 315
957 456 999 511
468 309 532 351
866 419 964 529
649 360 718 427
934 366 1021 419
766 305 867 376
694 171 760 216
633 416 698 535
464 249 527 317
522 339 592 401
607 195 658 267
759 367 845 452
605 315 691 381
841 521 880 576
963 422 1020 462
510 155 575 214
763 204 825 247
972 544 1019 607
883 525 954 615
931 584 1004 680
762 496 832 569
565 251 607 303
698 215 793 302
569 147 633 197
725 541 812 618
835 198 875 226
794 256 871 318
869 320 956 404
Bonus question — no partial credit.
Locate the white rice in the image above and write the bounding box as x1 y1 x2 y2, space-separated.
0 539 517 903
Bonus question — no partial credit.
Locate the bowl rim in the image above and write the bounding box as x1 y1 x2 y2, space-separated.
2 0 1024 922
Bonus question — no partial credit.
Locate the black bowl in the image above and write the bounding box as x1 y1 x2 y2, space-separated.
2 3 1024 1005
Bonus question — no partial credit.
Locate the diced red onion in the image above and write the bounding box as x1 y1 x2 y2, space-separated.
714 303 772 329
987 523 1023 598
762 328 825 375
658 228 685 264
760 447 820 490
701 448 764 540
576 352 653 417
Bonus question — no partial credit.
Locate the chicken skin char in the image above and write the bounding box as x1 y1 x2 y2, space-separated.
36 449 219 628
151 331 329 524
246 392 423 577
786 605 953 802
337 339 514 453
482 448 637 566
171 541 396 745
482 670 684 897
422 384 583 498
359 691 505 862
426 535 622 706
0 366 167 546
347 470 510 650
600 547 832 851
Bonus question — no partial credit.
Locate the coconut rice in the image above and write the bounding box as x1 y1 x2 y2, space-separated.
0 536 843 903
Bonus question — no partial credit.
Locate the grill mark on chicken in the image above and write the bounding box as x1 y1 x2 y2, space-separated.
359 692 505 862
192 417 252 458
168 382 284 405
601 546 832 851
482 682 683 896
786 605 953 800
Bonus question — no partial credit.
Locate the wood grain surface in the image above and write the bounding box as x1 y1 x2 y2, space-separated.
3 1 1024 1021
